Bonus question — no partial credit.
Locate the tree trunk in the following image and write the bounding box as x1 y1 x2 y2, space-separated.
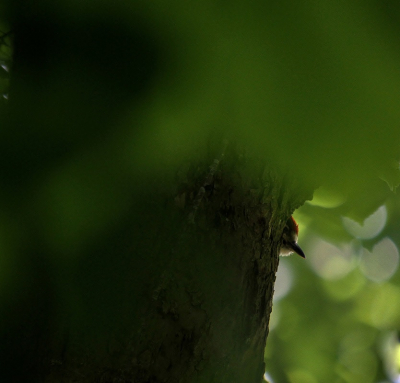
3 142 310 383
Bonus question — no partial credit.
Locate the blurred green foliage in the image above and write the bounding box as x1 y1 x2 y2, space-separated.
266 201 400 383
4 0 399 216
1 0 400 382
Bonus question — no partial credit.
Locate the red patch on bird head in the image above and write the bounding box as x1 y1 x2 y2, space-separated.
290 216 299 235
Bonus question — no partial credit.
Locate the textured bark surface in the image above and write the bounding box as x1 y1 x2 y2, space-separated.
28 143 311 383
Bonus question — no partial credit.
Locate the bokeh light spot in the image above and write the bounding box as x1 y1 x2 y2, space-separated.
274 259 293 301
380 331 400 383
360 237 399 282
309 239 356 280
264 371 275 383
268 305 280 332
342 205 387 239
307 187 346 208
322 269 365 301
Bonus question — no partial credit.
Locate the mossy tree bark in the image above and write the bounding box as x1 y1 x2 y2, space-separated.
0 138 312 382
7 143 310 383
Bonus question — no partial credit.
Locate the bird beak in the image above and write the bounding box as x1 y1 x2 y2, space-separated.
290 242 306 258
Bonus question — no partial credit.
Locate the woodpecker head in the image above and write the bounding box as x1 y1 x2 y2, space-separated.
280 216 305 258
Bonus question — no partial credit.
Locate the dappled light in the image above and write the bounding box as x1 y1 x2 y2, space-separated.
263 371 275 383
321 268 366 302
380 331 400 383
360 237 399 282
307 187 346 209
273 260 294 301
309 239 356 280
267 202 400 382
342 205 387 240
